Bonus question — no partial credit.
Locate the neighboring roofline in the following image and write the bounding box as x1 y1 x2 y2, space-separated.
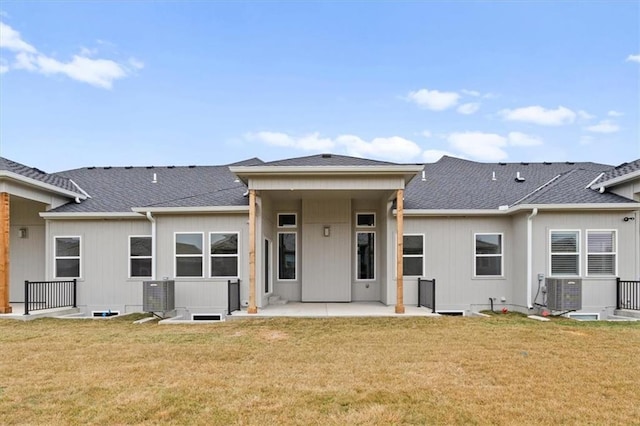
40 212 144 219
131 206 249 214
591 169 640 190
401 202 640 216
0 170 87 201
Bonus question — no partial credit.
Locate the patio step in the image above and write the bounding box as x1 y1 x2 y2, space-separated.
269 295 289 305
613 309 640 320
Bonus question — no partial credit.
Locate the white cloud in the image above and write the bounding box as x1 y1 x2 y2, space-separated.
457 102 480 115
577 110 595 120
586 120 620 134
499 105 576 126
336 135 422 162
0 21 36 53
626 54 640 63
507 132 543 147
421 130 432 138
406 88 460 111
447 132 508 161
607 110 623 117
0 20 141 89
245 131 422 162
245 131 334 151
422 149 456 162
461 89 480 97
0 58 8 73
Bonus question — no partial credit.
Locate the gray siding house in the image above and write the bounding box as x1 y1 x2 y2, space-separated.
1 154 639 318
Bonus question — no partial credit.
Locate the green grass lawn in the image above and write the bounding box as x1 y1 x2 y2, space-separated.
1 313 639 425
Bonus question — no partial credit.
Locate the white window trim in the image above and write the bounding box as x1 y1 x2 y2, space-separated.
586 229 617 277
473 232 504 278
277 231 297 281
264 237 273 295
54 235 82 279
567 312 600 321
402 233 425 278
355 212 376 228
174 232 205 278
277 212 297 228
209 232 240 279
549 229 581 277
355 230 376 281
128 235 152 279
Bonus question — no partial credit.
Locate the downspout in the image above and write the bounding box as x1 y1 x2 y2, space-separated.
146 212 156 280
526 208 538 309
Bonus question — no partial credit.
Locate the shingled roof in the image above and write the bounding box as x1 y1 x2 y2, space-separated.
0 157 84 196
260 153 398 167
404 156 633 210
592 159 640 188
52 158 263 213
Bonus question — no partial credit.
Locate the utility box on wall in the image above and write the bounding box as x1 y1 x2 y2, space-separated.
546 278 582 311
143 280 175 313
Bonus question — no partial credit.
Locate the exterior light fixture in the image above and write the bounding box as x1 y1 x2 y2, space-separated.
323 226 330 237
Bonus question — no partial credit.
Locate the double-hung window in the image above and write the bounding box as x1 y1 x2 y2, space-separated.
129 236 152 278
403 234 424 277
587 230 616 276
550 230 580 276
278 213 297 280
55 236 81 278
210 233 239 277
175 233 204 277
474 233 503 276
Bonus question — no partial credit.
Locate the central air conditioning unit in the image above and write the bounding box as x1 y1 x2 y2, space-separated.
143 280 175 313
546 278 582 311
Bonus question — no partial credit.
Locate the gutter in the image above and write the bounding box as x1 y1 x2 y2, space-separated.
526 208 538 309
146 212 157 280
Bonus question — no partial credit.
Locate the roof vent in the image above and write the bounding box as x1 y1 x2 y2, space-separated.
565 161 575 165
88 166 96 170
492 171 496 181
125 166 133 169
499 162 506 166
543 162 552 165
167 165 175 169
321 153 332 158
104 166 111 170
152 173 157 184
188 165 196 168
515 172 525 182
521 162 529 166
146 166 154 169
421 170 426 182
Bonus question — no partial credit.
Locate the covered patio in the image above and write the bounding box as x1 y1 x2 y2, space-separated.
230 302 438 318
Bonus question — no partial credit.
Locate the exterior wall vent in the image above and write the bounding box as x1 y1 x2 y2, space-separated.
321 153 332 158
143 280 175 314
191 313 225 321
546 278 582 311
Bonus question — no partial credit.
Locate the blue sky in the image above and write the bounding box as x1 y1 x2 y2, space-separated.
0 1 638 172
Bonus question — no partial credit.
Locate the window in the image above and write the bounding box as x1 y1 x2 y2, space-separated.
356 232 375 280
278 213 297 227
550 230 580 276
474 233 503 276
129 236 152 278
175 233 204 277
587 230 616 276
403 235 424 276
356 213 375 227
210 233 239 277
55 236 81 278
278 232 296 280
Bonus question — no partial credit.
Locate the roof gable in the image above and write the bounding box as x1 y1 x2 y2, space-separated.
260 153 400 167
0 156 85 198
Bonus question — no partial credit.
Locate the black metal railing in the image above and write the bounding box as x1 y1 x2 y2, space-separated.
418 278 436 312
228 278 241 315
617 278 640 311
24 279 77 315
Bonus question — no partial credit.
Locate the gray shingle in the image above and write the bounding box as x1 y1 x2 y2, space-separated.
0 157 83 196
595 159 640 185
404 156 627 210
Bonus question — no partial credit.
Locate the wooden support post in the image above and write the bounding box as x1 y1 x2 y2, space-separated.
247 189 258 314
395 189 405 314
0 192 12 313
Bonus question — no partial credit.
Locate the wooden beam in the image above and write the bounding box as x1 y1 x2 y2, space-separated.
395 189 405 314
0 192 12 314
247 189 257 314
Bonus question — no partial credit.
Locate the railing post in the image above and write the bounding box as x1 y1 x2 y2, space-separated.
72 279 77 308
417 278 422 308
227 279 231 315
24 280 30 315
432 278 436 313
616 277 620 309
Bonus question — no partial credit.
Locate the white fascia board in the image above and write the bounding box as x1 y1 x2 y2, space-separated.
131 206 249 214
591 170 640 189
401 203 640 217
40 212 145 219
0 170 87 200
230 165 424 183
